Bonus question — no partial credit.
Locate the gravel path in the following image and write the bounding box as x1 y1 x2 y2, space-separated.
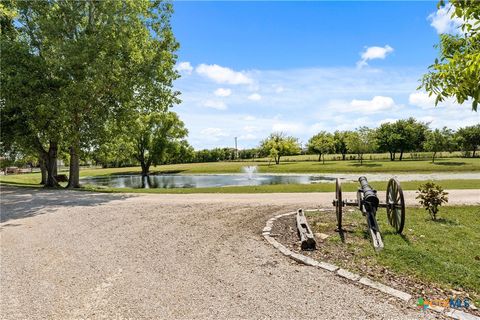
2 187 477 319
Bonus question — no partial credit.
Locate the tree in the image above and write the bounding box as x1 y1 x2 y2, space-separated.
260 132 300 165
92 136 136 168
164 140 195 164
375 118 429 161
307 131 335 164
455 124 480 157
1 3 64 187
345 127 376 165
333 131 350 160
132 112 188 179
375 123 401 161
424 127 456 162
7 0 180 189
420 0 480 111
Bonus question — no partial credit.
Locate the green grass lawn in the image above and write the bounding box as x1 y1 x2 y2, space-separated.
307 206 480 305
126 157 479 174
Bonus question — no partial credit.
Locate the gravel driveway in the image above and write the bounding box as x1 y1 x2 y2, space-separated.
2 186 477 319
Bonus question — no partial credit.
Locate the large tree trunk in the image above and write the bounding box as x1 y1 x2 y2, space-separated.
318 154 322 162
432 152 436 163
66 145 80 188
275 156 280 165
342 153 346 161
141 161 149 177
44 142 60 187
39 155 47 185
399 150 404 161
322 154 326 164
53 158 58 177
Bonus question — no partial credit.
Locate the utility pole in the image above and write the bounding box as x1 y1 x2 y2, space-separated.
234 137 238 160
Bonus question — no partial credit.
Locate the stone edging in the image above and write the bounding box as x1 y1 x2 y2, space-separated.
263 209 480 320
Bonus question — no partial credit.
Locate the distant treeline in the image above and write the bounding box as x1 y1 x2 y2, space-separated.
2 120 478 169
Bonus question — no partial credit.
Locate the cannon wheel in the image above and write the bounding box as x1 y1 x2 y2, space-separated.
386 178 405 234
335 178 343 231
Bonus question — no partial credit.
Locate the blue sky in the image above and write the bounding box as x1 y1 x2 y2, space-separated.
171 1 478 150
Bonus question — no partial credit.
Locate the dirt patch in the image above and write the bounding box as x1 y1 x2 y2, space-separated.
271 210 479 317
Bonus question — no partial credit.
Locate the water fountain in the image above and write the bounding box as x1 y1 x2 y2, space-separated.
242 166 258 180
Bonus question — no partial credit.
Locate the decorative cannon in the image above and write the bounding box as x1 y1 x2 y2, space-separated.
332 176 405 251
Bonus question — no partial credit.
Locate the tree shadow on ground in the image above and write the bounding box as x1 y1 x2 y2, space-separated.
433 162 466 166
349 163 382 168
382 230 411 244
0 181 42 186
430 217 460 226
0 186 133 225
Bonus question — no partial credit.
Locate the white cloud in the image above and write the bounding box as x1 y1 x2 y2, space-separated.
275 85 285 93
409 91 436 109
214 88 232 97
239 133 257 140
196 64 252 85
243 115 256 121
203 99 227 110
176 61 193 74
409 91 473 110
243 125 259 133
200 127 229 137
248 93 262 101
272 122 303 134
350 96 396 113
357 45 394 68
428 3 463 34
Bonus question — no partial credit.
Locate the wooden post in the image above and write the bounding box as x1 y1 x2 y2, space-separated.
296 209 316 250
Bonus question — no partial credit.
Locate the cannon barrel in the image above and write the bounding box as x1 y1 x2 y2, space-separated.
358 176 379 208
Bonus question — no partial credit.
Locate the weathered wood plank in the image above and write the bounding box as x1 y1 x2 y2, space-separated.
296 209 316 251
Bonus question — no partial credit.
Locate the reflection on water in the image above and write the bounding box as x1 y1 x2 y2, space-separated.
81 174 336 189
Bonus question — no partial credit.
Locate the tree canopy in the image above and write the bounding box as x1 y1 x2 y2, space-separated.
1 0 180 187
420 0 480 111
424 127 456 162
455 124 480 157
131 112 188 178
345 127 377 164
260 132 300 165
307 131 335 163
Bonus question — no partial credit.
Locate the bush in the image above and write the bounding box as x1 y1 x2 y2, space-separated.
416 182 449 220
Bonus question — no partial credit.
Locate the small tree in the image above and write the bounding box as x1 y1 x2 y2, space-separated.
132 111 188 179
416 182 449 220
260 132 300 165
375 122 401 161
333 131 350 160
424 127 455 163
307 131 335 164
455 124 480 157
345 127 376 164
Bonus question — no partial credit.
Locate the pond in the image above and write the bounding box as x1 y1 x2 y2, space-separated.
81 174 337 189
80 171 480 189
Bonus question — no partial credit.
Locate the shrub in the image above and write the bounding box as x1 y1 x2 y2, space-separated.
416 182 449 220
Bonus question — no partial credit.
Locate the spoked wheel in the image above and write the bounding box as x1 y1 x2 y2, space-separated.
386 178 405 234
335 178 343 231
